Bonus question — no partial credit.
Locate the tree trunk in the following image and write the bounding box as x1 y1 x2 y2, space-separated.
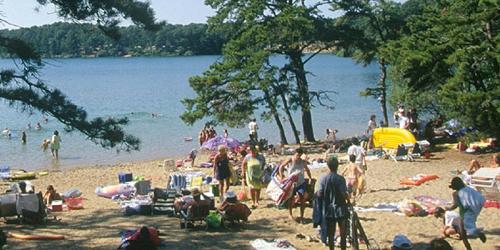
279 91 300 144
263 89 288 145
379 59 389 126
289 51 315 142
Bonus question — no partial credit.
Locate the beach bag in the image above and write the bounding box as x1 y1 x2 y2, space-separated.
206 211 222 229
237 183 249 201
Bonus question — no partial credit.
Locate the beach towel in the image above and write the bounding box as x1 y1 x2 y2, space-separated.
307 161 327 170
354 203 399 212
400 174 439 186
413 195 451 214
266 173 299 207
250 239 296 250
95 183 135 199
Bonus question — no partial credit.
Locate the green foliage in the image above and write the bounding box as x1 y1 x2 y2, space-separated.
385 0 500 137
0 0 166 151
184 0 356 142
0 22 226 58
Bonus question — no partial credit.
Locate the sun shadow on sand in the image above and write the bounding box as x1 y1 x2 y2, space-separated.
369 186 412 193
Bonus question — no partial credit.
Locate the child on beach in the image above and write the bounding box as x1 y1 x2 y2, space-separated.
341 154 365 199
41 139 50 152
43 185 62 206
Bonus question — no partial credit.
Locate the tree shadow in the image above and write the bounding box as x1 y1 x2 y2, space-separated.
1 207 295 250
369 187 411 193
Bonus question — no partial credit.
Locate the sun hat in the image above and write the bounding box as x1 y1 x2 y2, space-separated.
191 187 201 196
225 190 236 199
392 234 412 249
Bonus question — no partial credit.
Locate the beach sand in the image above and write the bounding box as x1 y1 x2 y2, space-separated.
1 150 499 249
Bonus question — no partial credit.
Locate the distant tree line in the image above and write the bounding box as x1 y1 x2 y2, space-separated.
0 22 227 58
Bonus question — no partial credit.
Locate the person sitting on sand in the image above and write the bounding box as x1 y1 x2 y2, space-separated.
341 154 365 199
446 177 486 245
279 148 312 223
218 190 252 223
434 207 471 249
43 185 62 206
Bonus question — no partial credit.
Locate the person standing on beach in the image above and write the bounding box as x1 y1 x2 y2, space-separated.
314 156 349 250
214 145 231 200
248 118 258 142
446 177 486 245
279 148 312 223
242 145 265 208
367 115 377 149
50 130 61 160
347 139 366 170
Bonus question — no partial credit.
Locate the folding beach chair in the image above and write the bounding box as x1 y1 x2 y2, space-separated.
470 168 500 201
179 201 210 229
152 188 177 216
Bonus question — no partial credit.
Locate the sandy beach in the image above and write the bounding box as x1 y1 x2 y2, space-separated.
0 149 499 250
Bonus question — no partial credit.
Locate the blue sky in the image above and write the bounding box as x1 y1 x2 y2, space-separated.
1 0 405 29
0 0 215 28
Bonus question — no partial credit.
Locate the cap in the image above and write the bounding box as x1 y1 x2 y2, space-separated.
392 234 412 249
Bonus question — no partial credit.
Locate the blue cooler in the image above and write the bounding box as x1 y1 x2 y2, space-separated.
118 172 133 183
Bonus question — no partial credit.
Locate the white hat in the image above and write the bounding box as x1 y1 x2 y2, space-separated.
225 190 236 199
392 234 412 249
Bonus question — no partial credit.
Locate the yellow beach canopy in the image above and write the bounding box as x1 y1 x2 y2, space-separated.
373 128 416 149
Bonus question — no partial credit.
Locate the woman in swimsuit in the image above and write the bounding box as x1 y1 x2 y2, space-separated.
341 154 365 199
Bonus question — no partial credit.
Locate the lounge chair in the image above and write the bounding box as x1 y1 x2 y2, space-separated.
470 168 500 201
389 144 414 162
179 201 210 229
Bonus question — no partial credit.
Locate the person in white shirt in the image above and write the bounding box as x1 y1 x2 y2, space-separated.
347 139 366 170
248 118 258 142
398 110 410 130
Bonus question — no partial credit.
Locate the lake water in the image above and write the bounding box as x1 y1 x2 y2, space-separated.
0 55 382 170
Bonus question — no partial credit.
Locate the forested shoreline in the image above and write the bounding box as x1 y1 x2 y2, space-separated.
0 22 227 58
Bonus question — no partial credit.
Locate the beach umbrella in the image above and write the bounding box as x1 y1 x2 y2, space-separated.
201 135 240 151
